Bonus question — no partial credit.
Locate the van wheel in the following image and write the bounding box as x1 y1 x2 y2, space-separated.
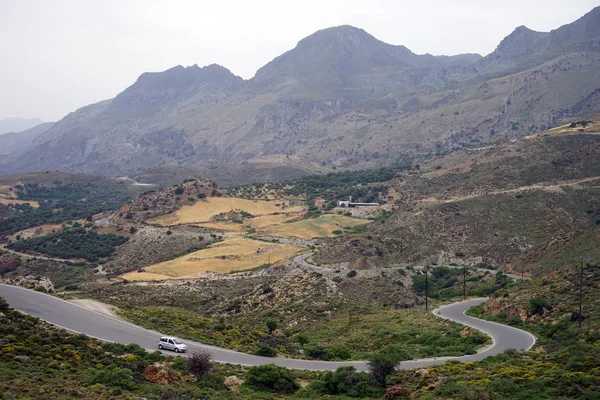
174 348 179 353
158 344 163 350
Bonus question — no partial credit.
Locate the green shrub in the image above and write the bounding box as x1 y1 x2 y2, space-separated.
305 344 330 360
294 334 310 345
86 365 138 391
255 345 276 357
244 364 299 393
309 366 382 398
529 297 550 315
266 320 278 333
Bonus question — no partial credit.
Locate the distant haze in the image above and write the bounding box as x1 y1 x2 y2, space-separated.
1 0 597 121
0 117 44 135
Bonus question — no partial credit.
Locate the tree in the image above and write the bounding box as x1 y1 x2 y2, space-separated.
368 352 400 387
186 350 213 379
266 320 278 333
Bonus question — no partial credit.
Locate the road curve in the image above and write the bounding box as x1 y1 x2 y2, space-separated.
0 283 535 372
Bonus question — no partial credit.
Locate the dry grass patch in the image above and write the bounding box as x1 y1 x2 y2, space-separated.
244 213 303 229
262 214 367 239
120 271 172 281
0 185 40 208
143 237 302 277
10 223 64 240
0 198 40 207
151 197 304 226
195 222 245 233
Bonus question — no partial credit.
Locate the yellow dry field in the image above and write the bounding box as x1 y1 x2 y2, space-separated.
120 271 172 281
196 222 245 233
262 214 367 239
0 185 40 208
244 213 303 229
11 223 64 240
143 237 302 277
152 197 304 226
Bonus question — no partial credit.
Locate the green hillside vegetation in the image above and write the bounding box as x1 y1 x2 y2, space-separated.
227 163 412 203
7 227 128 261
420 261 600 399
0 173 143 237
0 296 332 400
82 272 488 361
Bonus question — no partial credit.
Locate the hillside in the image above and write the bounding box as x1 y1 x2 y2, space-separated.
2 7 600 182
313 117 600 275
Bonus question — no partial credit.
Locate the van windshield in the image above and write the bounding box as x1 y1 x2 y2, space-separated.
173 339 182 344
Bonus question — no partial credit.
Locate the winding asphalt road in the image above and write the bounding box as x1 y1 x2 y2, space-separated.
0 283 535 371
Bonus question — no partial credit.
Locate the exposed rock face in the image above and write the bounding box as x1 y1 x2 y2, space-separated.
2 275 55 294
144 363 175 384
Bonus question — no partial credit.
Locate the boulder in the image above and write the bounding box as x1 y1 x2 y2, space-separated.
224 375 242 391
144 363 174 384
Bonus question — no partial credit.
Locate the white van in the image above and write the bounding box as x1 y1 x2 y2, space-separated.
158 336 187 353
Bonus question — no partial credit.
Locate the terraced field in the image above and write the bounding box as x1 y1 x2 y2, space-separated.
151 196 304 225
262 214 367 239
138 237 302 278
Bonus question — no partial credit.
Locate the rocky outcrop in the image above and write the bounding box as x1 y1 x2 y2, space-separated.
115 178 217 222
144 363 175 384
224 375 242 391
1 275 55 293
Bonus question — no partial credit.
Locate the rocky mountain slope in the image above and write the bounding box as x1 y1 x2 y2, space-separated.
2 7 600 182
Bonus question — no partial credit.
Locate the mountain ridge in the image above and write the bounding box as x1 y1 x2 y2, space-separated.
2 7 600 183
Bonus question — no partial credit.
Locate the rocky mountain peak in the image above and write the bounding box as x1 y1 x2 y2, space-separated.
493 25 548 57
108 64 243 116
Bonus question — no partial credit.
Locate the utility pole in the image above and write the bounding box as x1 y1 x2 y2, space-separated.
521 264 524 282
579 259 584 328
463 264 467 299
425 265 429 312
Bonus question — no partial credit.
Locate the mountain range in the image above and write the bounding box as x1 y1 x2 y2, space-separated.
1 7 600 183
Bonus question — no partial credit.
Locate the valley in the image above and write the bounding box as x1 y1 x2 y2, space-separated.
1 116 599 400
1 5 600 399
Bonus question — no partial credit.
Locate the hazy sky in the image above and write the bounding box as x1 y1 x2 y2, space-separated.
1 0 598 121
